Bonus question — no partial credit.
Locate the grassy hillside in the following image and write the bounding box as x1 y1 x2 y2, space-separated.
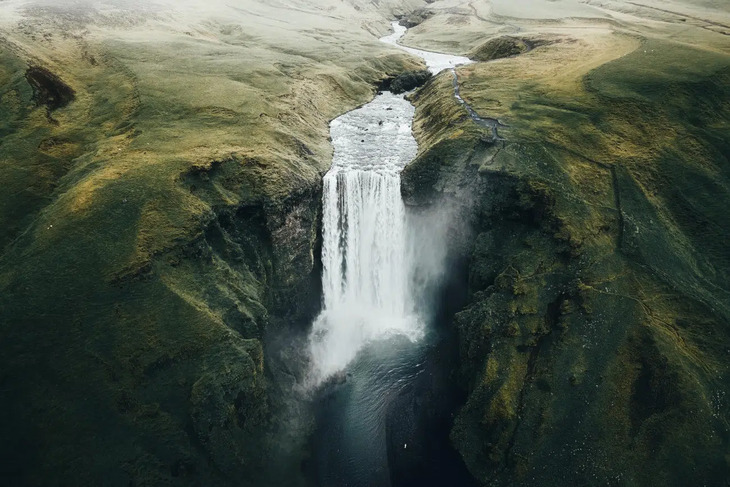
0 0 427 484
403 2 730 484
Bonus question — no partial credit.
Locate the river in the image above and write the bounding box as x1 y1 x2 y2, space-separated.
306 21 477 487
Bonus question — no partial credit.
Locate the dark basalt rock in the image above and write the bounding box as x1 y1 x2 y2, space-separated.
25 66 75 111
398 8 434 28
470 36 528 61
385 70 432 95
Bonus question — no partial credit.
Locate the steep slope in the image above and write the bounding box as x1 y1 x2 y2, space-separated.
0 0 427 484
402 1 730 484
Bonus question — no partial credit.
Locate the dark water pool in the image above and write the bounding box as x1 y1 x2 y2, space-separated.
309 333 476 487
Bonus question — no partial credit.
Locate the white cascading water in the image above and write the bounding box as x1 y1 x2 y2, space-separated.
307 92 422 383
307 22 472 385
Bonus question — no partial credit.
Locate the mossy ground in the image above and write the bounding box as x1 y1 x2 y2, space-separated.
0 1 427 484
404 7 730 485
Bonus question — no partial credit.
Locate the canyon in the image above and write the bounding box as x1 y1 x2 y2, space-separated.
0 0 729 485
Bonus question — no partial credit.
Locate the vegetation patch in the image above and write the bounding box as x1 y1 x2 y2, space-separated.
470 36 528 61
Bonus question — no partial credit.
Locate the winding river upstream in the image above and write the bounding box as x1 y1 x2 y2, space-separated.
307 22 478 487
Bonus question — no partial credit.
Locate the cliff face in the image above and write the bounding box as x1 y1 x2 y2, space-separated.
404 24 730 486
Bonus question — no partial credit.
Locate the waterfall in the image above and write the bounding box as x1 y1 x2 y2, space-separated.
321 171 409 314
307 92 422 383
304 21 478 487
307 22 473 385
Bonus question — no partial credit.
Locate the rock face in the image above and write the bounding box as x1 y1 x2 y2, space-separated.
404 32 730 486
382 69 433 94
25 66 75 112
398 8 434 28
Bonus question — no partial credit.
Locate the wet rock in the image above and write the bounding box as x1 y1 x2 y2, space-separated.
389 70 432 94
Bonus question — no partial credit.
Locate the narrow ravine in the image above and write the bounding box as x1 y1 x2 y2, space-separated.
306 21 479 487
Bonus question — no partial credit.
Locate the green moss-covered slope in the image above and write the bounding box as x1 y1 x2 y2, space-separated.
0 0 428 484
469 36 528 62
405 28 730 487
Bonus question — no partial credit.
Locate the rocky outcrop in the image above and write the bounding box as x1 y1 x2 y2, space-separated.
380 69 433 94
398 8 434 28
25 66 75 112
